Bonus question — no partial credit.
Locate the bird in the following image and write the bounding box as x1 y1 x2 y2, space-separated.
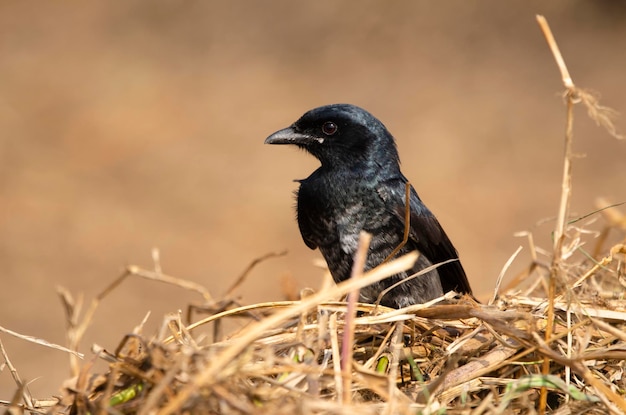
265 104 472 308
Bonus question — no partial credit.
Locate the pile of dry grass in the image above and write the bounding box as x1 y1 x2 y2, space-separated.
32 207 621 415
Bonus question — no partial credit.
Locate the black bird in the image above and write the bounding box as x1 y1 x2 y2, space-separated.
265 104 472 308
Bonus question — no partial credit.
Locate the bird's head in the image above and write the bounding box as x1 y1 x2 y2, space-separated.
265 104 400 171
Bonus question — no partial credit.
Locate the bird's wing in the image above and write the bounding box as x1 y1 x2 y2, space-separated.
376 176 473 295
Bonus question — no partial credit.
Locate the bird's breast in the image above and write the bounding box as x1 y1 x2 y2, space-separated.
300 175 395 252
334 200 367 254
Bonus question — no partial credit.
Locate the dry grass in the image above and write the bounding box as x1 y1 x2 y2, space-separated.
7 220 625 414
1 15 625 415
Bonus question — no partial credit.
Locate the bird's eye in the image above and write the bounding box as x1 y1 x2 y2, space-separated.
321 121 338 136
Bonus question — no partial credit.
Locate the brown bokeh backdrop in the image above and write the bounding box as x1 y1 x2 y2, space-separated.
1 1 625 398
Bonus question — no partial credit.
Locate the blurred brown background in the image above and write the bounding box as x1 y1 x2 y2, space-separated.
1 1 625 399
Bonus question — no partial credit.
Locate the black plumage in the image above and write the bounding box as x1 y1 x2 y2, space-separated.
265 104 472 308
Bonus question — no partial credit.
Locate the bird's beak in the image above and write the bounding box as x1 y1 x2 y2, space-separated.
265 127 322 145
